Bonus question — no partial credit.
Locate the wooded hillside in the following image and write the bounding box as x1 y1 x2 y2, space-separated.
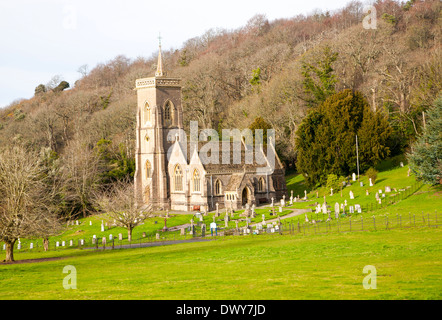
0 0 440 216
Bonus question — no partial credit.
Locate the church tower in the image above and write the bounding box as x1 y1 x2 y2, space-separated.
134 40 183 210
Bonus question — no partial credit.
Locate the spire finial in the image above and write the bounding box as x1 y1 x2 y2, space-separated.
155 33 164 77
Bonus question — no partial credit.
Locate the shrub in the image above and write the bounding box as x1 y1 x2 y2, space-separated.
365 167 378 184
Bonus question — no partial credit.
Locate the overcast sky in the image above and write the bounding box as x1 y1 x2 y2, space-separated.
0 0 355 108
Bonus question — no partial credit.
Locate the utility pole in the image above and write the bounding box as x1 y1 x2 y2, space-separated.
356 135 360 181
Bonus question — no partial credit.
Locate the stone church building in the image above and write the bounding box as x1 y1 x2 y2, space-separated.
134 43 287 212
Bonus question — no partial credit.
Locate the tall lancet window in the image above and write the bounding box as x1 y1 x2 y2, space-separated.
258 177 265 192
164 101 173 126
215 180 222 195
145 160 152 179
144 102 151 124
174 165 183 192
193 169 201 193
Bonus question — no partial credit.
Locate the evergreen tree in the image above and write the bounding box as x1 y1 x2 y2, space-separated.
407 97 442 185
296 89 392 188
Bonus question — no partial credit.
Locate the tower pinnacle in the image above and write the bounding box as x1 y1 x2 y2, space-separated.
155 34 164 77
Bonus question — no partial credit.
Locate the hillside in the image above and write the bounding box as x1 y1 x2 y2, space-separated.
0 0 440 217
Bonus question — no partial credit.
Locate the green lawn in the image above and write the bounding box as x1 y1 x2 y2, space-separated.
0 228 441 300
1 160 441 300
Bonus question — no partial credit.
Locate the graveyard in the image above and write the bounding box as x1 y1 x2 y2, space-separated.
0 162 441 300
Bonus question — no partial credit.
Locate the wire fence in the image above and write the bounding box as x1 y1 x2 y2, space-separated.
3 210 439 255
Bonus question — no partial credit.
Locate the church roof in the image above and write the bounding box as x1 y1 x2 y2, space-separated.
180 140 282 174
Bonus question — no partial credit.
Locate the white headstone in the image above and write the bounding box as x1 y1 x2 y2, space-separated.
62 241 65 247
90 221 92 226
17 243 21 250
369 178 373 186
109 234 113 241
349 191 354 199
119 233 123 241
30 243 33 249
322 203 328 214
70 240 73 246
349 206 354 214
385 186 391 193
279 206 283 213
334 203 340 218
56 241 59 247
352 173 356 181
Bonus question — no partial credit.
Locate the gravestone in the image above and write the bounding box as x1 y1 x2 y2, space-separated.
349 191 354 199
30 243 33 249
76 220 79 226
349 206 354 214
322 202 327 214
102 237 106 245
385 186 391 193
334 203 340 219
80 239 84 246
366 190 369 196
89 221 92 226
262 214 266 224
156 233 160 240
316 204 321 214
360 181 363 187
180 228 185 236
101 222 105 232
70 240 73 246
375 192 380 201
400 162 404 167
355 204 362 213
304 190 308 200
17 243 21 250
369 178 373 186
2 244 5 250
109 234 113 241
118 233 123 241
62 241 65 247
330 188 333 196
305 213 309 223
56 241 60 248
279 206 283 213
352 173 356 181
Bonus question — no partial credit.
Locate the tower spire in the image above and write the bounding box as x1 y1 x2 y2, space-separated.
155 33 164 77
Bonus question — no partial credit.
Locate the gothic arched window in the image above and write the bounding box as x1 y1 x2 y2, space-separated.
145 160 152 179
164 100 173 126
258 177 265 192
144 102 151 124
215 180 222 195
174 165 183 192
193 169 201 192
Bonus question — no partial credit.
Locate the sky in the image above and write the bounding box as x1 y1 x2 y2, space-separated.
0 0 354 108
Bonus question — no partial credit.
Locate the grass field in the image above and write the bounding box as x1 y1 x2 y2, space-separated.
1 161 441 300
0 228 440 300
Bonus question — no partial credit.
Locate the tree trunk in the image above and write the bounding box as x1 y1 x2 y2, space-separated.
43 238 49 252
4 240 16 262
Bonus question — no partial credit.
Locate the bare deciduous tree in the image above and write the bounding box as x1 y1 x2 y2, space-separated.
96 181 150 242
0 144 62 262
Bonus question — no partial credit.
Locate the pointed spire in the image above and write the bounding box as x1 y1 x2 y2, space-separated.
155 33 164 77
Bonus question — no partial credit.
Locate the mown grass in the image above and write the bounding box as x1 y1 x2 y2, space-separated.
0 228 441 300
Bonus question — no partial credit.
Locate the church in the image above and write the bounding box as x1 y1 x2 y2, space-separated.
134 43 287 213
